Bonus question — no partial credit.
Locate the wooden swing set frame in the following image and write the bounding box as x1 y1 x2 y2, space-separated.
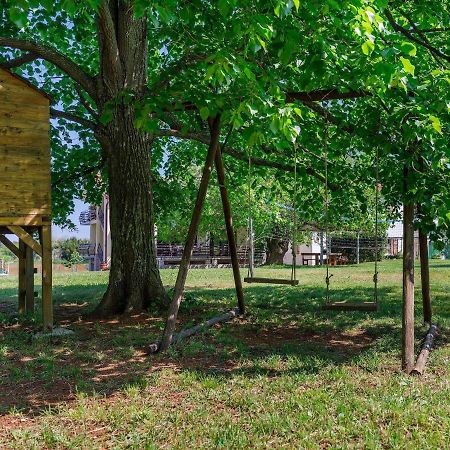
149 114 437 375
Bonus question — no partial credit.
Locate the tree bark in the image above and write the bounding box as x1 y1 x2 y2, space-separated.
418 227 432 324
93 107 168 315
265 237 289 265
402 201 415 373
411 324 439 376
92 1 168 316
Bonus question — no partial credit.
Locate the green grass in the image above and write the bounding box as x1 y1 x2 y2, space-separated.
0 260 449 448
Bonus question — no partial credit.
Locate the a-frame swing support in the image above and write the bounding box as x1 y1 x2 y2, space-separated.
151 115 244 353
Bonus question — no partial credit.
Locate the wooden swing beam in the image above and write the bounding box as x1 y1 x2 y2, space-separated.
150 115 244 353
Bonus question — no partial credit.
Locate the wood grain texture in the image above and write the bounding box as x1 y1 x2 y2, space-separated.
0 234 20 256
0 68 51 218
41 224 53 329
0 68 52 327
0 70 49 106
244 277 299 286
7 225 43 256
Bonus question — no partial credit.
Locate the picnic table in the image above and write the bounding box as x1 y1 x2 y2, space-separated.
301 252 322 266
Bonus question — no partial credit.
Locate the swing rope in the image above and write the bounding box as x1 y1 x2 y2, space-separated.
373 145 380 306
324 127 332 303
247 147 254 279
323 128 381 311
245 144 299 286
291 142 298 282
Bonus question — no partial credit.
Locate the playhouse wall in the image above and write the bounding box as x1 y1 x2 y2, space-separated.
0 69 51 218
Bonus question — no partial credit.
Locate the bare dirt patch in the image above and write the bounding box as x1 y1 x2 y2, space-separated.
225 323 376 356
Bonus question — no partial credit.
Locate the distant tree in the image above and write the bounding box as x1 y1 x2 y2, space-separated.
63 250 83 270
0 244 16 263
53 238 89 262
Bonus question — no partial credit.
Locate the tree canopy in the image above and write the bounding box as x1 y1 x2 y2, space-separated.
0 0 449 314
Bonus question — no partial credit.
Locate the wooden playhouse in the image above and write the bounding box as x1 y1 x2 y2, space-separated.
0 67 52 329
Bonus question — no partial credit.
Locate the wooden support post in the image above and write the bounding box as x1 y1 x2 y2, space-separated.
214 146 245 313
7 225 42 256
18 239 26 314
41 224 53 330
402 201 415 373
418 226 432 324
157 116 221 352
0 235 20 257
25 244 35 314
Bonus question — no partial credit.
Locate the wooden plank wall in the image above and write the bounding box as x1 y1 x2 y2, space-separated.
0 69 51 218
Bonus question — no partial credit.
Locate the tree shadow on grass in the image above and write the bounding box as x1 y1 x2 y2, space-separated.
0 282 447 418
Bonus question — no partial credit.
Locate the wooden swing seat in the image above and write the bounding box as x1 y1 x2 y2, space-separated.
244 277 299 286
322 301 378 312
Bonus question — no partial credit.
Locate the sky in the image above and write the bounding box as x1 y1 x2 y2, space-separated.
52 199 90 240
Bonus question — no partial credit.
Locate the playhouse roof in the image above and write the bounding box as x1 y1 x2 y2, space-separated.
0 67 53 102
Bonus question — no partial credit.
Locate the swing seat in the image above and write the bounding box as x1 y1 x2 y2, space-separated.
322 301 378 312
244 277 299 286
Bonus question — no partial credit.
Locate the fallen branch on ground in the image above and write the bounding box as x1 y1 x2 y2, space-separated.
147 307 242 354
411 324 439 376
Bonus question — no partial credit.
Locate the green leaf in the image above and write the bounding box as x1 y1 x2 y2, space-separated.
361 40 374 55
293 0 300 12
218 0 232 17
100 108 113 125
400 42 417 56
205 64 216 80
400 57 415 76
9 7 28 28
269 117 279 134
243 67 256 81
428 115 442 133
256 36 266 51
274 4 281 17
200 106 210 120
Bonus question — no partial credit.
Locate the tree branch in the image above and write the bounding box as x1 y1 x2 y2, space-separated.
303 102 355 133
167 89 369 113
0 51 37 69
285 89 368 102
385 9 450 64
0 37 97 100
411 27 450 34
154 129 335 188
50 108 98 131
97 2 123 93
75 84 99 120
52 158 105 188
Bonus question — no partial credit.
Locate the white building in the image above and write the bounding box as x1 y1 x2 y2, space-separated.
79 194 111 271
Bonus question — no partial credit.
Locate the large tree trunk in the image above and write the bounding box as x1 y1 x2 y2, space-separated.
93 1 168 316
265 237 289 265
94 107 168 316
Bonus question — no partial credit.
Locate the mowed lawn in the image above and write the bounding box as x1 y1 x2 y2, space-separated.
0 260 449 448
